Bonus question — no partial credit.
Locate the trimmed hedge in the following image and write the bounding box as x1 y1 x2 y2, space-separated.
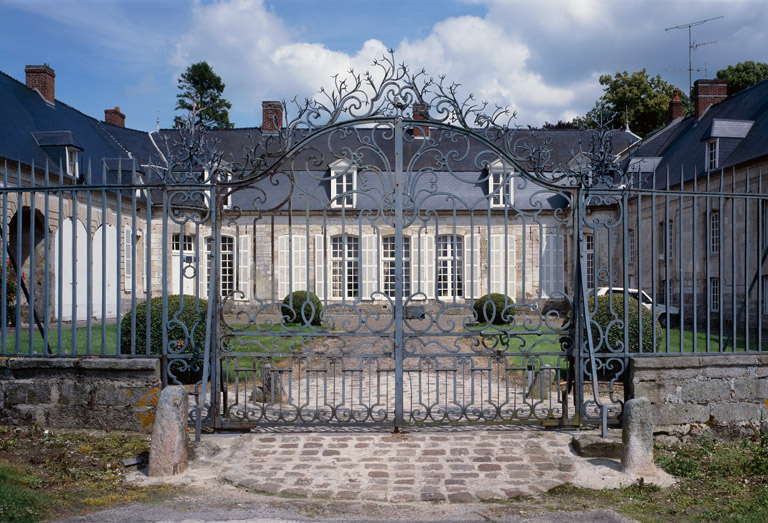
120 295 209 356
473 293 515 325
585 294 664 352
281 291 323 326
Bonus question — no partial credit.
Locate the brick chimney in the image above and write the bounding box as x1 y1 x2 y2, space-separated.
104 106 125 127
262 101 283 133
25 64 55 104
666 88 684 124
412 102 430 138
694 79 728 119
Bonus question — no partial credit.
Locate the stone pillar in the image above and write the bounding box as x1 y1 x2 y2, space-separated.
621 397 655 475
148 385 189 476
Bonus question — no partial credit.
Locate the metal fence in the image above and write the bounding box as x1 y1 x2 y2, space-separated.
3 58 766 435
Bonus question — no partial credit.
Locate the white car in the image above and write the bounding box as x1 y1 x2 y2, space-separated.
596 287 679 326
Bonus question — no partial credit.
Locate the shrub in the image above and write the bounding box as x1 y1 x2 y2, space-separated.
473 293 515 325
120 295 209 356
585 294 664 353
281 291 323 326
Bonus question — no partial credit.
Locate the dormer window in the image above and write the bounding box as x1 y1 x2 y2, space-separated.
330 158 357 208
707 139 718 171
66 147 79 177
488 159 513 207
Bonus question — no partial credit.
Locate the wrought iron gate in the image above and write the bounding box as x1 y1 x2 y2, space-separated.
180 55 594 433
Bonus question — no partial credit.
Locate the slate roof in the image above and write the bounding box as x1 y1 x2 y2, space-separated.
0 69 154 183
1 65 637 212
629 78 768 188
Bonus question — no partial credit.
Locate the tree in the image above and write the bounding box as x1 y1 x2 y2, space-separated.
581 69 688 137
174 61 233 129
542 120 580 130
716 61 768 96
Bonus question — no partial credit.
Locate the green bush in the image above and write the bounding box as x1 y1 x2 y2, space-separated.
281 291 323 326
473 293 515 325
120 295 209 356
585 294 664 352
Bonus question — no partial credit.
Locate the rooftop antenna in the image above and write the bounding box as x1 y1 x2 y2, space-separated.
665 16 723 95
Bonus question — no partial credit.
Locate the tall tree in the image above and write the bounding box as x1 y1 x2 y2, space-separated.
716 61 768 96
580 69 688 137
174 61 233 129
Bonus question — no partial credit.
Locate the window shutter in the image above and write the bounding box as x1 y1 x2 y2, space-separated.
506 234 516 299
293 235 307 292
199 238 209 299
237 234 251 301
421 233 435 299
491 234 502 294
314 234 325 300
362 233 377 299
124 226 132 291
277 235 288 299
464 233 482 298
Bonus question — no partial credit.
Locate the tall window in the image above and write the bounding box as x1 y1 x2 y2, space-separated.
540 227 564 297
489 163 513 207
710 277 720 312
330 160 357 208
206 236 235 298
383 235 411 298
66 147 79 177
628 229 635 265
585 234 595 290
659 220 674 260
710 211 720 255
331 235 359 298
707 140 718 171
437 235 463 298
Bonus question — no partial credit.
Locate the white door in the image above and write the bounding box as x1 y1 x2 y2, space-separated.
93 224 118 318
55 218 88 321
171 252 197 296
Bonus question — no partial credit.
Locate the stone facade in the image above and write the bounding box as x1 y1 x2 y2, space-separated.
630 355 768 442
0 357 160 432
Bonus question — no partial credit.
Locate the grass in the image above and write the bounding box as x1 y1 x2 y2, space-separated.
542 434 768 522
0 426 176 522
0 463 48 523
1 323 119 356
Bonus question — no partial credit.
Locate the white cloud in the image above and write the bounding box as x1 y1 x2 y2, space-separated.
172 1 591 126
170 0 768 128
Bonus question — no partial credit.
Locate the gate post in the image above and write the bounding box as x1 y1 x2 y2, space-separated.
393 116 404 431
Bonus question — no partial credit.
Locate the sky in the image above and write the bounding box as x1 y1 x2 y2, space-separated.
1 0 767 132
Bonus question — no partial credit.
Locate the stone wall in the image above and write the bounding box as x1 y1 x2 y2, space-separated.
630 355 768 442
0 358 160 432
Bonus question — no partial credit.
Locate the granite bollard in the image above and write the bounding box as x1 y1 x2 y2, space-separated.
621 397 655 475
148 385 189 476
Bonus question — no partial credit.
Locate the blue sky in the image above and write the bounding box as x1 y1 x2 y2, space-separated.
2 0 766 131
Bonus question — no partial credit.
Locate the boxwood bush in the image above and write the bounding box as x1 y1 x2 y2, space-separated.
120 295 209 356
584 294 664 353
281 290 323 326
473 293 515 325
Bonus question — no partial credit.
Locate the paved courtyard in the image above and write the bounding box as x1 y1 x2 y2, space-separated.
132 426 674 503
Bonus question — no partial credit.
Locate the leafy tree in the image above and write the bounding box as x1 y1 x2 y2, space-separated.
174 61 233 129
716 61 768 96
542 120 580 130
581 69 688 137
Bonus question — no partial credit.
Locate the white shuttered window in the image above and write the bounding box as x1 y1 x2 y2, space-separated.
540 227 564 297
490 233 515 297
277 234 307 299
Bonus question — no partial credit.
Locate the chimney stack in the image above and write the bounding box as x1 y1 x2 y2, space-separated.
694 79 728 119
262 101 283 133
412 102 430 138
104 106 126 128
25 64 55 104
666 88 684 124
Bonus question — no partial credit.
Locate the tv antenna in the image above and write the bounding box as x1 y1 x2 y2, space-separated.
665 16 723 95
